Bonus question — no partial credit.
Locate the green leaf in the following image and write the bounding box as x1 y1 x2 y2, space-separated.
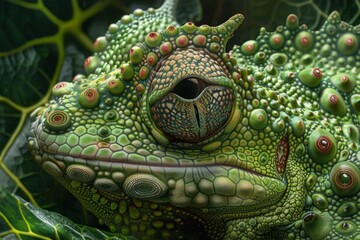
0 185 128 240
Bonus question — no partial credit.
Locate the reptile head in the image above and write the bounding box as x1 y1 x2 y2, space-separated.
28 12 287 207
28 1 360 239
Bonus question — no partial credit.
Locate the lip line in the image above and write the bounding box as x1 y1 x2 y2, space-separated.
29 121 284 181
34 149 284 182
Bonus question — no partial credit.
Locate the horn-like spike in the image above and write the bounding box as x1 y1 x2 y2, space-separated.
215 14 244 47
217 14 244 36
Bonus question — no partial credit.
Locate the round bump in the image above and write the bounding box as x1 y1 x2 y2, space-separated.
335 221 357 236
94 178 120 192
265 64 278 76
241 40 258 55
303 211 332 240
320 44 332 57
320 88 346 116
249 109 268 130
295 31 314 52
199 25 211 34
45 110 71 131
298 68 322 87
147 8 156 14
326 25 337 35
120 15 131 24
290 117 305 137
300 54 314 65
98 126 111 137
42 161 64 177
93 36 107 52
272 118 285 133
107 79 124 95
129 46 143 64
269 33 284 49
217 25 227 34
104 110 118 121
259 152 269 165
159 42 173 55
308 128 337 164
253 52 266 64
269 53 287 66
165 25 178 36
108 23 119 33
210 42 220 52
232 71 242 83
305 173 317 190
222 53 231 63
146 52 158 66
72 74 86 83
66 164 95 183
133 9 144 16
139 66 150 80
337 33 358 55
135 84 145 94
175 35 189 48
193 35 207 47
120 63 135 80
286 14 299 29
343 123 359 144
145 32 162 47
330 73 356 92
84 56 100 74
330 162 360 197
123 174 168 200
112 172 125 184
52 82 72 97
350 94 360 114
281 71 295 82
182 22 197 33
295 144 305 157
337 202 358 217
311 193 328 209
79 88 100 108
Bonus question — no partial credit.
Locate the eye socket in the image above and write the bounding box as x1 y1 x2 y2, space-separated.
172 77 207 100
147 48 235 143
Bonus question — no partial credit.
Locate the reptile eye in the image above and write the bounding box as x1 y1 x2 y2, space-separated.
148 48 235 143
151 78 234 143
172 77 207 99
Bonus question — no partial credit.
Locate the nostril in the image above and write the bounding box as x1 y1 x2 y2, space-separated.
45 110 71 132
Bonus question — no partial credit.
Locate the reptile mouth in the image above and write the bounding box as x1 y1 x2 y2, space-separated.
28 118 288 209
29 147 287 210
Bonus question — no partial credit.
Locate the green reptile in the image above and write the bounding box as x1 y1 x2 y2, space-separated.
27 0 360 239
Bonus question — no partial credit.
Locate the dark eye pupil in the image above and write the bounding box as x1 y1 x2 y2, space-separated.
172 78 207 99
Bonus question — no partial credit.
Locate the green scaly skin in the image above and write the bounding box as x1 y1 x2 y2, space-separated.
28 0 360 239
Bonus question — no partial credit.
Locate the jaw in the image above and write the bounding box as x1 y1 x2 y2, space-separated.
28 117 288 214
32 147 302 240
29 148 287 211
